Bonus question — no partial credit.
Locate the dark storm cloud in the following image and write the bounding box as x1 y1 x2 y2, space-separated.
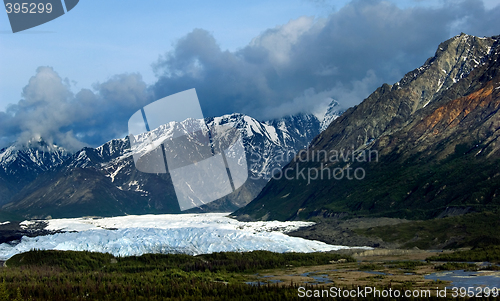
1 0 499 151
153 0 500 121
0 67 151 151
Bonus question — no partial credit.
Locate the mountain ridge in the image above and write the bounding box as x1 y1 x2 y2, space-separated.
1 106 342 219
233 33 500 222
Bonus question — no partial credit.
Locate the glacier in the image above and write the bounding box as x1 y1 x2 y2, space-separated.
0 213 370 260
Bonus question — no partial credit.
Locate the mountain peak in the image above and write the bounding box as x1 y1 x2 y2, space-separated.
394 34 496 110
20 137 67 154
0 137 69 174
320 99 343 131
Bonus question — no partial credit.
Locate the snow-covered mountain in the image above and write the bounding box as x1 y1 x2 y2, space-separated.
0 138 68 174
319 100 343 131
0 138 69 206
1 106 340 219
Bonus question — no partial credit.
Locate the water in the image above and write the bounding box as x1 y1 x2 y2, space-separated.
300 271 333 284
363 270 387 275
425 270 500 289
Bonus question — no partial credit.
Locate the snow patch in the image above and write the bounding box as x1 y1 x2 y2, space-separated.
107 164 124 182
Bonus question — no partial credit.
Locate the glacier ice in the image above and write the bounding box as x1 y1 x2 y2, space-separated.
1 214 370 260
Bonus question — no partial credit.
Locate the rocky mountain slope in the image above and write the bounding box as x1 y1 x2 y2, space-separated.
234 33 500 221
1 106 341 219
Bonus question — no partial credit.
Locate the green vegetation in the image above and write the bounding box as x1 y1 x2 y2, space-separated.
427 245 500 263
7 250 114 271
358 263 382 271
0 210 23 223
0 250 358 300
7 249 354 273
425 245 500 271
354 211 500 249
433 262 479 271
235 138 500 222
1 250 488 300
385 261 427 270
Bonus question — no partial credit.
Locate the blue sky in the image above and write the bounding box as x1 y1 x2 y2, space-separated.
1 0 500 150
0 0 336 111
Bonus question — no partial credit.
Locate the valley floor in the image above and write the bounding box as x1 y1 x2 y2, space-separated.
249 249 500 296
0 248 499 300
0 213 499 299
